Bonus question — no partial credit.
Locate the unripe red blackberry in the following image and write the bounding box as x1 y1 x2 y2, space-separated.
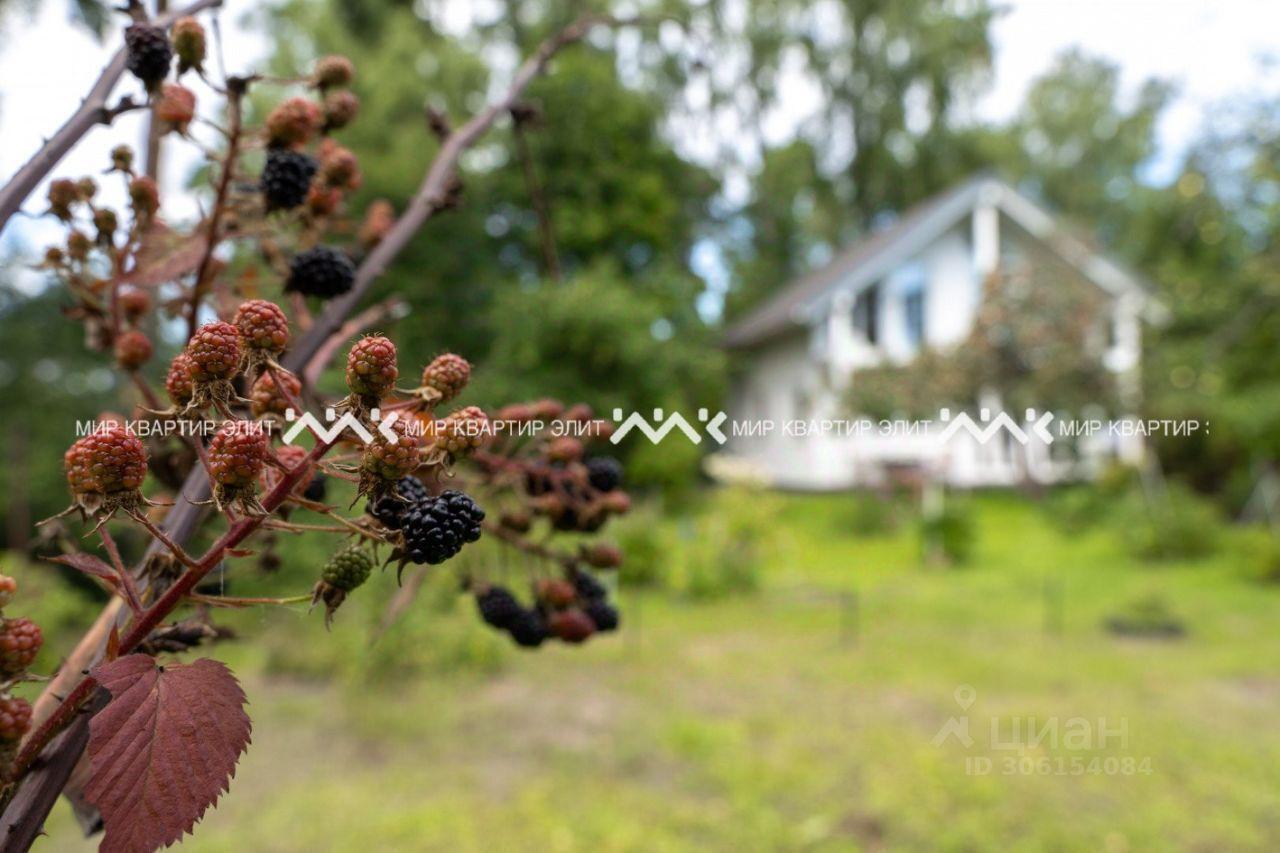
66 230 91 261
0 575 15 609
93 208 118 243
249 370 301 418
186 321 242 382
345 336 397 399
110 145 134 173
548 609 595 644
428 406 489 460
114 330 152 370
265 96 321 148
47 179 79 220
0 618 42 675
286 245 355 298
600 491 632 515
582 542 623 569
208 422 268 488
128 176 160 221
155 83 196 133
165 352 195 407
124 23 172 92
170 16 206 75
563 403 594 423
318 142 360 189
419 353 470 404
261 149 317 211
531 399 565 420
119 287 151 320
360 417 421 494
261 444 314 497
69 427 147 495
536 578 577 609
234 299 290 359
358 199 393 248
311 545 374 626
547 436 583 464
312 55 355 89
208 421 269 512
322 90 359 131
306 185 341 216
499 510 532 533
0 696 32 743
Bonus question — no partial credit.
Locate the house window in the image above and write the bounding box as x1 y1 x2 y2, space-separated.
852 284 880 344
903 285 925 347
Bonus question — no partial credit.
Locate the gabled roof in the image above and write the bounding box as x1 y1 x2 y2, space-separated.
723 174 1160 349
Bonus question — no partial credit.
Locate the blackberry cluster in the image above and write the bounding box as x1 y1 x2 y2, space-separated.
287 245 355 298
367 476 429 530
474 586 547 648
586 456 623 492
401 490 484 565
572 568 619 634
124 23 172 91
0 617 43 676
262 150 317 211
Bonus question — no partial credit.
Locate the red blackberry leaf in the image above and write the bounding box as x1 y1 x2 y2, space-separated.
85 654 251 853
124 222 208 287
46 553 116 584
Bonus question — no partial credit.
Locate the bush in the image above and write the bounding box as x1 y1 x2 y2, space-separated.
919 500 975 566
842 493 901 536
1235 527 1280 584
1104 593 1186 639
1113 482 1221 562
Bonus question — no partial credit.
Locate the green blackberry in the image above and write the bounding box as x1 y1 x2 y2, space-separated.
322 545 373 592
475 586 522 630
262 150 317 211
584 600 620 632
287 245 355 298
507 608 547 648
367 476 429 530
124 24 172 91
312 545 374 626
586 456 623 492
402 489 484 565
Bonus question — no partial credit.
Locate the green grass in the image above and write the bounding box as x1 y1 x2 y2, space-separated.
27 490 1280 851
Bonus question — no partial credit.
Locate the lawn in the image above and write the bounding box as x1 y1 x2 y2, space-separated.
21 489 1280 851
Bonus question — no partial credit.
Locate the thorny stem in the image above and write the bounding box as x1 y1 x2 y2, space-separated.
0 0 225 237
483 519 576 569
2 13 648 843
10 438 334 782
96 527 144 615
186 75 253 339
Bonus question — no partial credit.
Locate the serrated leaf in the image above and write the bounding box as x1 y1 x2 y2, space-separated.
86 655 251 853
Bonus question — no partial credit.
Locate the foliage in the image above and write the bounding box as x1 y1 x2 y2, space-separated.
919 498 975 566
1103 593 1186 639
1112 482 1221 562
86 655 251 853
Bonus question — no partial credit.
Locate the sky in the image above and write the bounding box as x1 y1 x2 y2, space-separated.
0 0 1277 260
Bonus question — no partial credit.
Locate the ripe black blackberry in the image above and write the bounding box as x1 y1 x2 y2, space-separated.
584 600 620 633
124 24 172 91
302 472 327 502
261 149 317 211
571 567 607 602
287 245 356 298
507 608 548 648
586 456 623 492
401 489 484 565
475 586 522 630
367 476 429 530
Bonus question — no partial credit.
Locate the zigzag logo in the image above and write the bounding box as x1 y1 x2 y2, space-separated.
937 408 1055 446
282 408 405 446
610 408 729 446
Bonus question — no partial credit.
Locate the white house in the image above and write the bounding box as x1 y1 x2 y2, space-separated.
719 175 1161 491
